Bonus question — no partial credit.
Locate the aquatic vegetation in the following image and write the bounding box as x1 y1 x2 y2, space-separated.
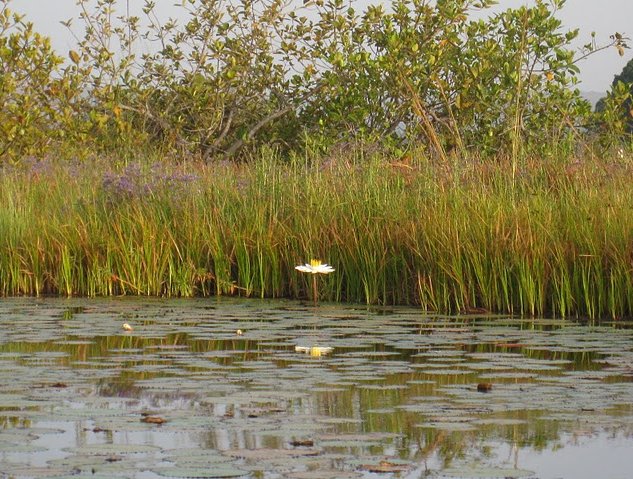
1 152 633 317
295 260 336 275
0 298 632 478
296 259 336 304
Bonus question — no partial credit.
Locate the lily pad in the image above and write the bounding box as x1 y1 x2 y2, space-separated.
0 443 48 453
223 448 321 459
1 467 102 479
438 466 535 478
64 444 161 455
153 466 248 478
287 471 361 479
415 422 477 431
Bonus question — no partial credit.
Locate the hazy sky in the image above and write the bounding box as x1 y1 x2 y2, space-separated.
8 0 632 92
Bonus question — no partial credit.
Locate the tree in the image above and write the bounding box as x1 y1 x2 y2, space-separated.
596 58 633 133
1 0 629 162
595 56 633 145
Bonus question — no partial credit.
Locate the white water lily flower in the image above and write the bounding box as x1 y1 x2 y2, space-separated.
295 259 335 274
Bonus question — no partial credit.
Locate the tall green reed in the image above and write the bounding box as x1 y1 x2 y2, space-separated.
1 149 633 318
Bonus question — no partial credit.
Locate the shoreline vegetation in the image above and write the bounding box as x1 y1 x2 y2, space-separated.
1 0 633 317
2 150 633 319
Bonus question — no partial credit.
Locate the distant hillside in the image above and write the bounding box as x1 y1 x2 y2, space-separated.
581 90 606 109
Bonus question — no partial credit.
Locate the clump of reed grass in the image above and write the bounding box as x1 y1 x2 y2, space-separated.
1 148 633 319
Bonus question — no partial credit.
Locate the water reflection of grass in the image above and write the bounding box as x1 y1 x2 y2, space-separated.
2 154 633 317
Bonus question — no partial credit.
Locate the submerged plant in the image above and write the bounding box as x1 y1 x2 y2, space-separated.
295 259 335 304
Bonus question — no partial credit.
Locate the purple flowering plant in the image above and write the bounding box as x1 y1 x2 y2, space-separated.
100 162 199 202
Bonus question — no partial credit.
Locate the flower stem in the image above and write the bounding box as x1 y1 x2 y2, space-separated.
312 275 318 305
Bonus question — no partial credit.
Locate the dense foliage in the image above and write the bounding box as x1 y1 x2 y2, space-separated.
596 56 633 138
0 0 630 163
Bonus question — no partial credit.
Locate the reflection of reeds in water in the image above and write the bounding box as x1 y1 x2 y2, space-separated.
1 152 633 318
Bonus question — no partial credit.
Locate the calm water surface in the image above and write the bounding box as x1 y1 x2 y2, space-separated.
0 297 632 479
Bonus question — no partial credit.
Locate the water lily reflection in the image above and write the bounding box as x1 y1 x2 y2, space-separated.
295 345 334 357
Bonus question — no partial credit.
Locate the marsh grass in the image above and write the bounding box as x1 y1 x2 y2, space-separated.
1 148 633 319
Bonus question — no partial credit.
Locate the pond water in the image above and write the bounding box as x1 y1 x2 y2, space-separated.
0 297 632 479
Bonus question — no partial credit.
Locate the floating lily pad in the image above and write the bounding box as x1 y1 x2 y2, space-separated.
318 432 399 442
316 417 364 425
344 457 413 468
366 408 397 414
64 444 161 455
224 448 321 459
0 394 48 408
419 368 472 375
0 467 92 478
53 407 131 419
48 454 131 468
416 422 477 431
0 443 48 453
43 475 127 479
438 466 535 478
286 471 361 479
472 418 528 426
164 448 231 462
357 384 408 390
153 466 248 478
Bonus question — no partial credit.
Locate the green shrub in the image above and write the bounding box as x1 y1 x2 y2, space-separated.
0 0 629 162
